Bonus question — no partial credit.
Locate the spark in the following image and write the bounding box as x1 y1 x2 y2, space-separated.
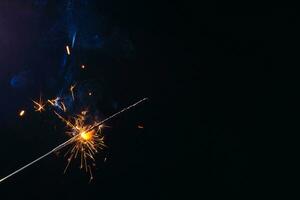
81 111 88 115
88 98 148 131
72 31 77 48
70 84 76 101
48 97 60 107
81 64 85 69
61 102 67 112
54 110 105 178
138 125 144 129
48 97 67 112
19 110 25 117
33 95 46 113
0 98 148 183
88 92 92 96
66 45 71 55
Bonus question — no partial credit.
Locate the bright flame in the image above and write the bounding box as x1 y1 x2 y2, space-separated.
80 130 94 141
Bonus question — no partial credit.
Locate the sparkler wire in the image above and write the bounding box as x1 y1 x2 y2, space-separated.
0 137 75 183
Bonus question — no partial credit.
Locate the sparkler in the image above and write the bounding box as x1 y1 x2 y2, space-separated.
0 98 148 183
54 110 106 181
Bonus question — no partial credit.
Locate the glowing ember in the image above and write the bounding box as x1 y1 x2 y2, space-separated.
137 125 144 129
70 84 76 101
19 110 25 117
33 95 46 113
66 45 71 55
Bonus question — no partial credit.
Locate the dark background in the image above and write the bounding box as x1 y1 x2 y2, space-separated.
0 0 292 199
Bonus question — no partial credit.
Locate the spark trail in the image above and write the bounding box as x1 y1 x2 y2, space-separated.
0 98 148 183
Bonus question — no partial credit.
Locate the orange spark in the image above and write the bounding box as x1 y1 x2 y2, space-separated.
61 102 67 112
70 84 76 101
81 111 88 115
48 97 59 106
19 110 25 117
33 95 46 113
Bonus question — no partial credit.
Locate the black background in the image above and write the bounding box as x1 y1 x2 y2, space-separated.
0 0 293 199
